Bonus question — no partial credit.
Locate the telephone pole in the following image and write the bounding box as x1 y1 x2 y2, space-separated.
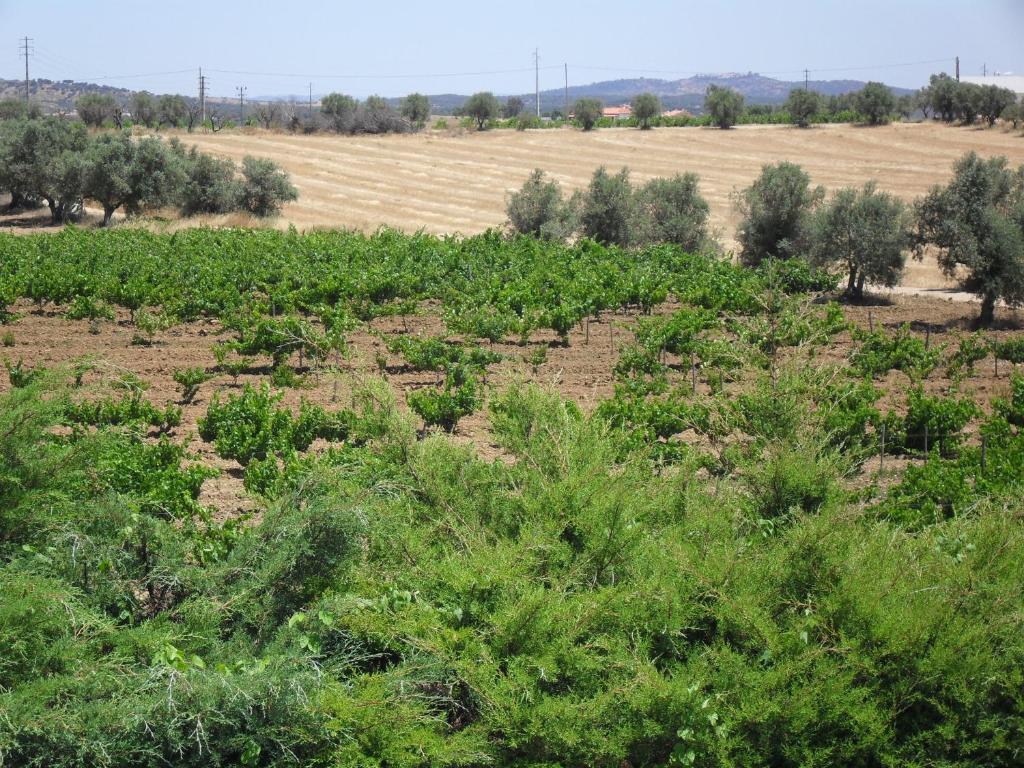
236 85 247 125
19 36 32 103
534 48 540 117
955 56 960 82
308 82 313 118
564 63 569 122
199 68 207 125
804 68 809 90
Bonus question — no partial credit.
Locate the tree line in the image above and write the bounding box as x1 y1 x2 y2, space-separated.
507 151 1024 326
0 117 297 225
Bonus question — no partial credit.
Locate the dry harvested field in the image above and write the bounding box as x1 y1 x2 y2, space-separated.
181 123 1020 274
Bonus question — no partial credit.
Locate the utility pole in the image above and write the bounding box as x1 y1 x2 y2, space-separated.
534 48 540 117
236 85 246 125
983 63 987 77
308 82 313 119
199 68 207 125
955 56 960 82
19 36 32 103
804 68 809 90
564 62 569 121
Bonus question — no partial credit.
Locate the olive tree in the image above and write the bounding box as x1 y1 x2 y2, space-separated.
76 93 120 128
156 94 189 128
180 147 242 215
238 156 298 217
505 169 573 240
463 92 501 130
631 92 661 129
634 173 711 251
855 82 895 125
704 85 744 129
579 166 635 245
0 117 89 222
320 93 357 132
129 92 157 128
400 93 430 128
810 183 911 299
914 152 1024 326
978 85 1017 126
573 98 603 131
83 133 185 225
785 89 821 128
503 97 525 119
926 73 959 122
735 161 824 266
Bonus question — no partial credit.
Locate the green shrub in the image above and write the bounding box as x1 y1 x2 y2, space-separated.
992 335 1024 364
237 156 298 217
65 294 115 322
506 169 574 240
172 366 210 403
882 387 978 456
407 367 481 432
850 324 941 379
735 162 824 266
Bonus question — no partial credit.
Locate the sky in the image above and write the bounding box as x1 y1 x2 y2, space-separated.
0 0 1021 100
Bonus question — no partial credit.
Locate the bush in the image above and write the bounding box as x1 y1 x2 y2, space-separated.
172 367 210 403
399 93 430 128
506 169 573 240
180 148 241 215
631 92 662 129
573 98 603 130
855 81 895 125
735 161 824 266
785 88 822 128
850 324 941 379
704 85 744 129
407 367 481 431
634 173 711 251
237 156 298 217
579 166 635 245
463 92 501 130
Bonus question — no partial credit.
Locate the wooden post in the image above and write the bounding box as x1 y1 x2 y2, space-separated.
585 317 589 345
880 423 886 473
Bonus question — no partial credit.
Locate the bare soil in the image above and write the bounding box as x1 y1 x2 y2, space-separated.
2 293 1021 516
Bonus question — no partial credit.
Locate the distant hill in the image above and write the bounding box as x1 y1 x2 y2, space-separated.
0 78 137 112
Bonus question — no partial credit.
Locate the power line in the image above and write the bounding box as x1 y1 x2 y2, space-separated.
206 64 563 80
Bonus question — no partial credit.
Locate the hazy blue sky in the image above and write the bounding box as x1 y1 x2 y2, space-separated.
1 1 1021 99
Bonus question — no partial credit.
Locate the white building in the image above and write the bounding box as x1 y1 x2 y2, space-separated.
960 75 1024 97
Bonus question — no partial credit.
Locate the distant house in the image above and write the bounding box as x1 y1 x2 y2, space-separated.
602 104 632 120
961 75 1024 98
661 108 692 118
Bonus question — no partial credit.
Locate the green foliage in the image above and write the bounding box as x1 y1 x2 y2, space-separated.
784 88 822 128
855 81 895 125
407 366 482 431
463 91 501 130
914 151 1024 325
704 85 744 129
634 173 712 252
573 97 603 130
631 92 662 129
65 294 115 321
386 334 500 373
579 166 635 245
947 332 990 376
238 155 298 217
882 386 978 456
735 161 824 266
505 169 574 240
399 92 431 127
810 182 912 298
64 389 182 432
172 366 211 403
992 335 1024 363
850 324 940 379
75 92 121 128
